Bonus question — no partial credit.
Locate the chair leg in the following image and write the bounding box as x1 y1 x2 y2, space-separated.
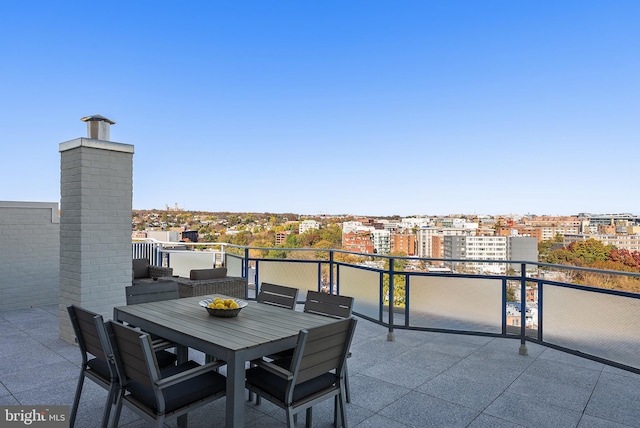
108 389 125 428
344 364 351 403
100 383 117 428
69 371 85 428
286 409 296 428
337 392 348 428
306 407 313 428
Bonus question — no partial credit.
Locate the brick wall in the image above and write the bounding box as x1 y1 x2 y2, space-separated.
0 202 60 311
58 138 134 342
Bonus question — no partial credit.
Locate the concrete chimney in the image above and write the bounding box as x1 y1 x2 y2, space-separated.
80 114 116 140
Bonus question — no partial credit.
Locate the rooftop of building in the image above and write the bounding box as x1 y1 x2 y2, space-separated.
2 304 639 427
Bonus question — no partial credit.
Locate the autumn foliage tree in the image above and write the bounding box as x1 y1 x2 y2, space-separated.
540 237 640 292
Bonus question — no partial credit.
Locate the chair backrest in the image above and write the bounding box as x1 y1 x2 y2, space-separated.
290 317 357 386
257 282 299 310
106 320 226 424
125 281 180 305
132 258 150 279
106 320 160 396
67 305 113 370
304 291 354 319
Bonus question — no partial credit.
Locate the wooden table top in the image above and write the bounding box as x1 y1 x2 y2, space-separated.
114 294 337 354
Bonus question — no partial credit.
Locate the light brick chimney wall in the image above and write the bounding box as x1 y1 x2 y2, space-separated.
58 138 134 343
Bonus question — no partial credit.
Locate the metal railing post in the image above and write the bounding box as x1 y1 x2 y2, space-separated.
388 258 395 342
329 250 335 294
519 263 528 356
243 247 250 280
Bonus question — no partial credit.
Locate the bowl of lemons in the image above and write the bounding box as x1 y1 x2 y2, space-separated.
199 297 248 318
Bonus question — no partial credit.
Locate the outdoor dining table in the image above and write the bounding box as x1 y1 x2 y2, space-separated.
113 294 340 428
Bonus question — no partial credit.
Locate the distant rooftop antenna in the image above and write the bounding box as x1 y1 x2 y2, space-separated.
80 114 116 140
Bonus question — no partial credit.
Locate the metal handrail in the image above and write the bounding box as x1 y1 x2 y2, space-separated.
132 241 640 374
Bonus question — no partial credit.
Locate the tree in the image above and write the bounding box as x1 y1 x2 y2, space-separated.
318 226 342 248
298 231 322 248
381 255 408 306
285 233 299 247
609 249 640 269
567 239 613 265
538 234 564 262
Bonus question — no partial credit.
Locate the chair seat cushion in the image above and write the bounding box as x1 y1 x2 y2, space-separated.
87 357 113 382
126 361 226 414
155 349 178 368
246 365 336 404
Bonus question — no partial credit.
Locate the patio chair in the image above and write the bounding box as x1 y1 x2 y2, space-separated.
305 291 355 402
250 282 299 401
67 305 179 428
67 305 118 428
125 281 180 305
257 282 299 309
245 317 357 428
124 281 181 359
262 291 356 403
105 320 227 428
132 258 173 284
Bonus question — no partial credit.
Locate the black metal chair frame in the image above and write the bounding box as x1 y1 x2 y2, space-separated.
67 305 119 428
259 291 356 404
106 320 227 428
124 281 180 353
246 317 357 428
304 291 355 403
250 282 300 402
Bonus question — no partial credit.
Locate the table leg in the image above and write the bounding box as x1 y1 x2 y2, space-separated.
176 345 189 428
176 344 189 364
225 355 245 428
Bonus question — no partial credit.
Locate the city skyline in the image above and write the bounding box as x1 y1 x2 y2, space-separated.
1 1 639 216
134 207 638 218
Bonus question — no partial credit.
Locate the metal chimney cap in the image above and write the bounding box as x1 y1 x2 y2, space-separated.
80 114 116 125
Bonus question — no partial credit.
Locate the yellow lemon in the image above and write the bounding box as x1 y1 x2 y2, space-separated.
208 302 216 308
229 301 239 309
224 299 234 306
214 303 226 309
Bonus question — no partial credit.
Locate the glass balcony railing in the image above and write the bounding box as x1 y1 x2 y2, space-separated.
134 241 640 375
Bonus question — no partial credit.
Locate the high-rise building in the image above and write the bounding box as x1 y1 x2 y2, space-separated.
371 229 391 254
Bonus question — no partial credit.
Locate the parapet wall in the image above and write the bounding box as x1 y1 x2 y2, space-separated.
0 201 60 311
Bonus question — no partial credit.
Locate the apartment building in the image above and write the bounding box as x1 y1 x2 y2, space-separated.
508 236 539 273
417 227 474 258
445 235 508 274
578 213 640 227
342 230 374 254
525 215 581 228
390 233 416 256
371 229 391 254
509 226 543 242
275 230 293 246
299 219 321 234
443 235 538 274
563 234 640 252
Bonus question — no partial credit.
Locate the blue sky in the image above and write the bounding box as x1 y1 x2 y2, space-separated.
1 1 638 217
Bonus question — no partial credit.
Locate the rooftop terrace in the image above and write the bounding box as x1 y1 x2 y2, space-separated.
2 304 639 428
